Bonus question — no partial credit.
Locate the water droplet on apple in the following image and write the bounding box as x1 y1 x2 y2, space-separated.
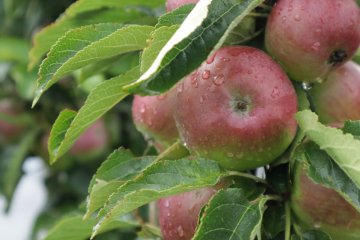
177 83 184 93
294 14 301 21
202 70 211 80
227 152 234 158
140 104 146 114
177 226 184 237
302 82 313 90
207 54 216 64
212 74 225 86
199 96 205 104
271 87 280 98
311 42 321 51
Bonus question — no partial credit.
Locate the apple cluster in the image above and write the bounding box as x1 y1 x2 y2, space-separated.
131 0 360 239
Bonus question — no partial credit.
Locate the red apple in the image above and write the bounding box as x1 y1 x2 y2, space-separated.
166 0 199 12
265 0 360 83
174 46 298 171
0 99 25 143
292 164 360 240
132 94 178 148
158 187 217 240
310 61 360 127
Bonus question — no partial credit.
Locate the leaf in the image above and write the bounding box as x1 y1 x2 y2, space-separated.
10 64 38 100
29 8 152 69
44 212 138 240
296 110 360 189
125 0 263 95
33 24 153 106
343 120 360 139
193 189 268 240
64 0 165 18
156 4 194 27
85 148 156 218
298 230 332 240
0 37 29 63
296 141 360 212
48 67 139 164
262 204 286 239
0 128 39 203
92 158 222 238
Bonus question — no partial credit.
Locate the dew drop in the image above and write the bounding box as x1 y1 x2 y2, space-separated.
177 226 184 237
202 70 211 80
271 87 280 98
227 152 235 158
140 104 146 114
199 96 205 104
294 14 301 21
177 83 184 93
207 54 216 64
165 200 170 208
212 74 225 86
311 42 321 51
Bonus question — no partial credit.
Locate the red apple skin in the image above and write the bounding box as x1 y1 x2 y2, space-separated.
166 0 199 12
174 46 298 171
69 119 108 157
0 100 25 143
132 94 178 148
310 61 360 127
158 187 217 240
265 0 360 83
292 165 360 240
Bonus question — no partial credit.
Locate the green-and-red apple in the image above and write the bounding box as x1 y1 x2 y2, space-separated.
292 163 360 240
132 94 178 149
174 46 298 171
265 0 360 83
310 61 360 127
0 99 25 143
166 0 199 11
158 187 218 240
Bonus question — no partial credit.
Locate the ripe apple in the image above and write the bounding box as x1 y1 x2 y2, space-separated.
292 163 360 240
166 0 199 12
309 61 360 127
69 119 109 159
132 94 178 148
174 46 298 171
158 187 218 240
265 0 360 83
0 99 25 143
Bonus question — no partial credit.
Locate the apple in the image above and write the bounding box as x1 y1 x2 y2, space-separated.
166 0 199 12
158 187 218 240
69 119 109 159
174 46 298 171
132 94 178 148
0 99 25 143
309 61 360 127
292 163 360 240
265 0 360 83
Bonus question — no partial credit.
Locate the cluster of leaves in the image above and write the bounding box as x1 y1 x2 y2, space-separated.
2 0 360 239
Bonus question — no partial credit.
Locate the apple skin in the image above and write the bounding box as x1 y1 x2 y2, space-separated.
166 0 199 12
310 61 360 127
69 119 109 158
292 164 360 240
0 99 25 143
174 46 298 171
158 187 218 240
132 94 178 148
265 0 360 83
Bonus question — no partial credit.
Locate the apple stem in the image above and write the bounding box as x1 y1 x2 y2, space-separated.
285 201 292 240
226 171 268 185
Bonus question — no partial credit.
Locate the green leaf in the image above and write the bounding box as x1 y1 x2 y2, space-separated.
295 141 360 212
125 0 262 94
156 4 194 27
193 189 268 240
262 204 285 239
297 230 332 240
48 67 139 164
10 64 37 100
44 212 138 240
0 37 29 63
29 8 152 69
33 24 153 106
343 120 360 139
63 0 165 18
92 158 222 238
85 148 156 218
0 128 38 203
296 110 360 189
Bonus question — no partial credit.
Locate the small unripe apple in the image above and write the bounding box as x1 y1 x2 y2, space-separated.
69 119 109 159
174 46 298 171
310 61 360 127
158 187 217 240
0 99 25 143
132 94 178 148
292 164 360 240
265 0 360 83
166 0 199 12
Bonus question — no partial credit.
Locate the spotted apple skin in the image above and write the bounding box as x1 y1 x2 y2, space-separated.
292 165 360 240
266 0 360 83
174 46 298 171
158 187 217 240
132 93 178 148
310 61 360 127
166 0 199 12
